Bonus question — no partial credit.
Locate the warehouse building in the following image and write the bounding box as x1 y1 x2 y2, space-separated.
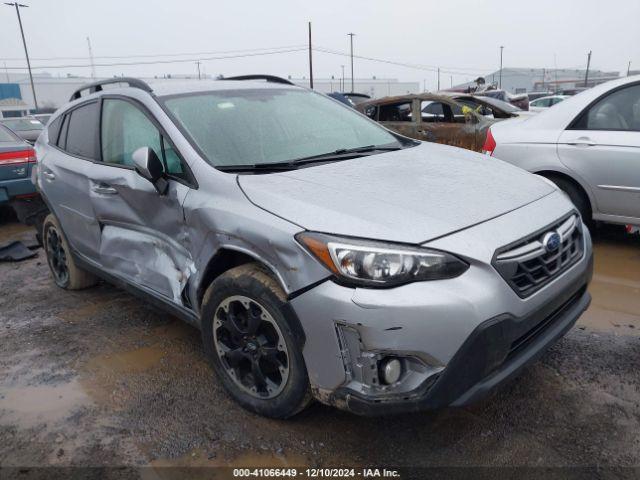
453 68 623 94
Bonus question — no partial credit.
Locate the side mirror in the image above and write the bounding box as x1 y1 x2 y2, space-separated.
132 146 168 195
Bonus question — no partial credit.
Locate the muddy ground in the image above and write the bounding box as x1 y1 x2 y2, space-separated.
0 209 639 477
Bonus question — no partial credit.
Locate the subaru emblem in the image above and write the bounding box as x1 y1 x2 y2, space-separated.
542 231 561 253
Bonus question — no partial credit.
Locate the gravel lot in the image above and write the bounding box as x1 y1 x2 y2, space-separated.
0 211 639 475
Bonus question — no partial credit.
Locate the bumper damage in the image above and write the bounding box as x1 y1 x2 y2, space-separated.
321 256 592 415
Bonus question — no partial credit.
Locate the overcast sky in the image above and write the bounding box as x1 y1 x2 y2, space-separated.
1 0 638 90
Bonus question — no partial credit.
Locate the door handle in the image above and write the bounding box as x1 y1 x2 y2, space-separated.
42 171 55 180
90 182 118 195
567 138 596 147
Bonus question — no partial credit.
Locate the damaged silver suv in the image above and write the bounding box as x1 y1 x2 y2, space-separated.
34 76 593 418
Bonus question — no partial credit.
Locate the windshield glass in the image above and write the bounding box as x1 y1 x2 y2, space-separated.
1 118 44 132
162 88 400 167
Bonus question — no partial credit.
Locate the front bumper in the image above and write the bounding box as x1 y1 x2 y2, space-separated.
288 194 593 414
333 260 591 415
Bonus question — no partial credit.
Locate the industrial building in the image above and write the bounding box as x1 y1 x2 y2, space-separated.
452 67 631 93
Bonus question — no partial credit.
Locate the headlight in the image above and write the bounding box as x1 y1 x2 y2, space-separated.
296 232 469 287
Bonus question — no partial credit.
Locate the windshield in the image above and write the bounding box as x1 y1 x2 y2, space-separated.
1 118 44 132
161 88 400 167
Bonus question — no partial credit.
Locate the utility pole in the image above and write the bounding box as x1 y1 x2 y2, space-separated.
450 75 453 88
195 61 201 80
499 45 504 89
542 68 545 90
308 22 313 89
340 65 345 92
5 2 38 111
86 37 96 79
348 32 355 92
628 61 632 76
584 50 592 87
437 67 440 91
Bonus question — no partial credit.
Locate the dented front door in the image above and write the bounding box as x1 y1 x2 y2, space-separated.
86 97 194 303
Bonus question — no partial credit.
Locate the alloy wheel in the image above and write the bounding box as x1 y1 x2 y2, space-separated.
45 225 69 286
213 295 289 399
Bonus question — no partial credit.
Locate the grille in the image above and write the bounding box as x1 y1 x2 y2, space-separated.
493 214 584 298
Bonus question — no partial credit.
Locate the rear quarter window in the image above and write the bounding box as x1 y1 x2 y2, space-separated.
47 116 63 145
64 102 100 159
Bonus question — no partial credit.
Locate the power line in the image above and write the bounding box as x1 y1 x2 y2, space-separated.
313 46 493 76
2 47 308 70
0 44 308 62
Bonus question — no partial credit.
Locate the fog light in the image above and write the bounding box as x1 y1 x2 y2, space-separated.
380 358 402 385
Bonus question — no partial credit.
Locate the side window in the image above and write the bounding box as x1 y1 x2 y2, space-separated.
65 102 100 159
573 84 640 131
57 114 69 150
101 99 185 177
378 102 413 122
421 101 455 123
364 105 377 120
47 116 63 145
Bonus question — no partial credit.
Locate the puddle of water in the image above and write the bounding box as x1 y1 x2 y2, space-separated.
0 379 91 428
580 237 640 336
87 346 166 374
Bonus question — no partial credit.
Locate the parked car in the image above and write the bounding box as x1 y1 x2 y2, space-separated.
342 92 371 105
357 93 495 152
484 75 640 228
0 123 38 215
440 93 534 119
33 113 53 125
476 89 530 111
529 95 569 112
327 92 355 107
35 76 593 418
526 91 555 102
0 117 44 144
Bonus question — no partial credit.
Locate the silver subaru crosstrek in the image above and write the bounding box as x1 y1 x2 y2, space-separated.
33 76 593 418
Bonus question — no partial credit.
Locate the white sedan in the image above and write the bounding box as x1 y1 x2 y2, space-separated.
529 95 569 112
483 75 640 228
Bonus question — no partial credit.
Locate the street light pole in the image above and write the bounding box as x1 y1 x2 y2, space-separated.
584 50 592 87
499 45 504 89
348 33 355 93
308 22 314 89
5 2 38 111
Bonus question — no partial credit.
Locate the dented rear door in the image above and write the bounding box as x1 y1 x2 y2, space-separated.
86 97 195 303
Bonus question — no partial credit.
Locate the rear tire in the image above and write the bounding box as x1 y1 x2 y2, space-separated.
201 263 312 418
42 214 98 290
545 175 593 228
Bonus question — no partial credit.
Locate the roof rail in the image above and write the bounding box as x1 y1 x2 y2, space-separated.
225 74 295 86
70 77 153 101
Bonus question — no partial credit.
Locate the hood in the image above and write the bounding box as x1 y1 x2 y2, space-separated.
238 143 554 244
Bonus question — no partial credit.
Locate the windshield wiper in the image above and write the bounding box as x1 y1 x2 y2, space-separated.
290 144 402 165
216 144 403 173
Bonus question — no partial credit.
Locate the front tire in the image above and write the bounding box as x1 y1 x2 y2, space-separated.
201 264 311 418
42 214 98 290
545 175 593 228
